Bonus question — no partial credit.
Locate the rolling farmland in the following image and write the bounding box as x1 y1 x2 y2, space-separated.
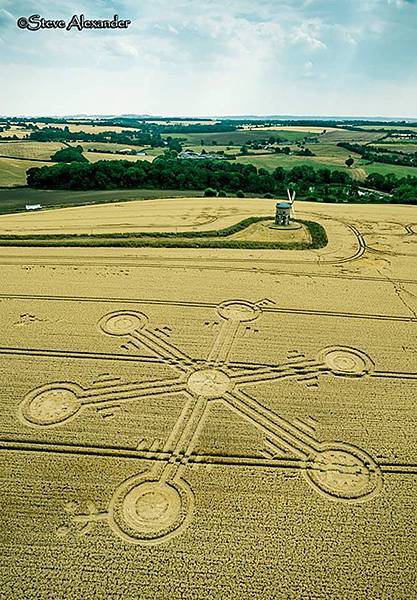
0 157 53 187
1 122 417 189
35 122 143 134
165 129 316 145
0 141 63 187
0 126 29 139
0 141 65 160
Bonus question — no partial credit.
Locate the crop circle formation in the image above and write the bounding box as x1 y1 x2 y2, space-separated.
110 476 193 544
217 300 260 323
319 346 374 376
305 444 382 501
187 368 233 398
99 311 147 336
20 385 81 426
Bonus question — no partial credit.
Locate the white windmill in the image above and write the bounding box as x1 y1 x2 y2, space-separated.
287 188 296 220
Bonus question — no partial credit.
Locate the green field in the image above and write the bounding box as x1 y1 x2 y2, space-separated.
359 124 417 131
186 144 237 155
319 129 386 143
177 127 401 182
1 121 416 190
374 143 417 153
234 150 417 181
36 122 142 134
307 143 361 161
234 153 365 177
362 162 417 178
0 157 53 187
144 147 166 158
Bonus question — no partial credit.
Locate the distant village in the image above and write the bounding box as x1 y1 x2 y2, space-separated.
178 150 226 160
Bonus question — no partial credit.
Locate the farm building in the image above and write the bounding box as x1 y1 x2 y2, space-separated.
119 149 147 155
178 151 220 160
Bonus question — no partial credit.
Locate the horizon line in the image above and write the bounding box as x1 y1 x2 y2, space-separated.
2 113 417 121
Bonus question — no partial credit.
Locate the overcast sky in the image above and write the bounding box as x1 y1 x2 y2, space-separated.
0 0 416 117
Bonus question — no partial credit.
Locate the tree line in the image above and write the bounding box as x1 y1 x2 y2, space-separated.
25 156 417 203
338 142 417 168
26 126 164 147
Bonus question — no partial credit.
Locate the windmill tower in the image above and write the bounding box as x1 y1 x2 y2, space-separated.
274 189 296 226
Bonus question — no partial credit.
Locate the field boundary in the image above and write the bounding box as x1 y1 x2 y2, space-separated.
1 439 416 475
0 155 54 163
1 294 415 321
0 217 327 250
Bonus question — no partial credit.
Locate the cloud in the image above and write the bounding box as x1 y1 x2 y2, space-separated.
0 0 416 116
389 0 416 6
293 20 327 50
0 8 15 28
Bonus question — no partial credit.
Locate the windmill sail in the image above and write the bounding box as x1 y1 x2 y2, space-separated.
286 189 296 219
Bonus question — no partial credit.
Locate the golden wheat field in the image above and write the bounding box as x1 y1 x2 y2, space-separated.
0 197 298 235
35 122 143 134
83 151 155 164
1 199 416 599
0 126 29 139
0 141 65 160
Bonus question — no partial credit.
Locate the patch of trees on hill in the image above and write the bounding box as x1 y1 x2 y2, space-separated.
51 146 87 163
26 158 349 194
25 156 417 203
338 142 417 168
28 126 164 147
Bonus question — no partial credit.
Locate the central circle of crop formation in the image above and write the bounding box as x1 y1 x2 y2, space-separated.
187 368 233 398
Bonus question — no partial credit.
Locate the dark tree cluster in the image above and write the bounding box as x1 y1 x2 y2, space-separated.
295 147 315 157
158 123 237 134
364 172 417 201
26 156 417 204
338 142 417 168
51 146 87 163
26 156 349 194
27 157 279 193
28 126 165 147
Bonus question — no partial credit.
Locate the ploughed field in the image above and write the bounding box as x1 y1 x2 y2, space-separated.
0 199 416 599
